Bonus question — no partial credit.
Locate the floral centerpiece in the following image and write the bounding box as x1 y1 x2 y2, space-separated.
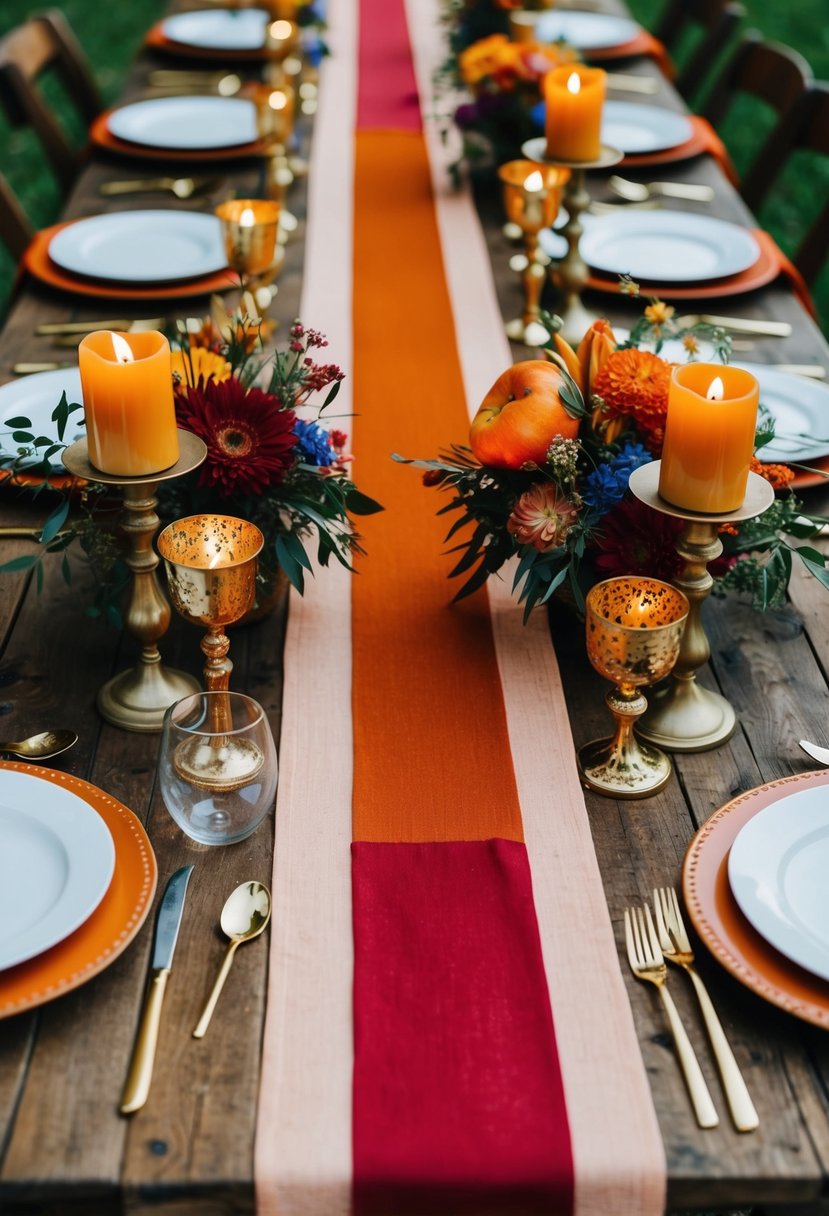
0 302 381 620
395 299 829 619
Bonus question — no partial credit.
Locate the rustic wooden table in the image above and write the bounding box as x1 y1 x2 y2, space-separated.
1 5 829 1214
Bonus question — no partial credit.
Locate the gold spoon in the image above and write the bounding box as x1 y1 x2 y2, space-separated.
0 730 78 760
99 176 219 200
193 881 272 1039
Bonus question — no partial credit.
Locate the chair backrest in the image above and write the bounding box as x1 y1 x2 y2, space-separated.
703 31 813 211
780 84 829 289
0 9 102 192
0 171 35 262
655 0 745 100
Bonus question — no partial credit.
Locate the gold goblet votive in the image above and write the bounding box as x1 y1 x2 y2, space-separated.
498 159 569 347
264 16 300 83
578 576 689 799
216 198 281 280
249 81 296 146
157 515 264 707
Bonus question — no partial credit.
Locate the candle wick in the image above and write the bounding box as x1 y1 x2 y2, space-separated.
706 375 724 401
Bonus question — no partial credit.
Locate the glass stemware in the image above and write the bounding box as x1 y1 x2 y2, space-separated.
159 691 277 845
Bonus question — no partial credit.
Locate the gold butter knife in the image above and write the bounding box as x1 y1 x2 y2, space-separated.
678 313 792 337
35 318 163 336
120 865 194 1116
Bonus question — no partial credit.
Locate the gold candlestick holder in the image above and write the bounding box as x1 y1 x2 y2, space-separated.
156 515 264 703
62 431 207 733
498 160 569 347
522 139 622 347
629 462 775 752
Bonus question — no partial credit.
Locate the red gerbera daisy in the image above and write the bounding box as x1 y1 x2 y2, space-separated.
175 376 297 495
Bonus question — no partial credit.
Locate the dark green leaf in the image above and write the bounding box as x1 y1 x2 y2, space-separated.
345 487 383 515
3 415 33 428
0 554 38 573
11 431 34 444
40 498 70 544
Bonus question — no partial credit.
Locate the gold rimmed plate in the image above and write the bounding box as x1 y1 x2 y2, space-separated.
682 769 829 1028
0 762 157 1020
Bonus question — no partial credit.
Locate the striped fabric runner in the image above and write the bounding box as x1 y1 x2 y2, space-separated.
255 0 667 1211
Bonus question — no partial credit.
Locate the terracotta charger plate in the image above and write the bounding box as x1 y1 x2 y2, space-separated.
621 116 729 171
683 768 829 1029
0 761 157 1019
585 227 783 300
146 23 269 60
89 112 266 163
23 222 238 301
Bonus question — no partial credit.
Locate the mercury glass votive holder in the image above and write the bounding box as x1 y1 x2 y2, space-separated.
215 198 281 279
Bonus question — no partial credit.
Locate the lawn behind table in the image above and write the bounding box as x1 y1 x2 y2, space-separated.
0 0 826 330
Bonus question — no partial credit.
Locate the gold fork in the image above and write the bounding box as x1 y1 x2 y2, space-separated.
624 905 719 1128
654 888 759 1132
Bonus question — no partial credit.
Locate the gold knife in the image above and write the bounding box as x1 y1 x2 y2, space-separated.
678 313 792 337
120 865 195 1116
35 318 163 336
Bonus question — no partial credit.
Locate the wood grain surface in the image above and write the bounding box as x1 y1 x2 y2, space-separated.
0 0 828 1212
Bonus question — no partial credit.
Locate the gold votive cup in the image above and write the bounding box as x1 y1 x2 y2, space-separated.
215 198 281 278
265 16 300 61
248 81 296 146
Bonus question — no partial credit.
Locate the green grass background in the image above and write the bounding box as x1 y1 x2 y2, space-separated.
0 0 826 328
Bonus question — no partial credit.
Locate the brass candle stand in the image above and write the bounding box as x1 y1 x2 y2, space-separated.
62 431 207 733
629 462 775 752
498 160 569 347
522 139 622 346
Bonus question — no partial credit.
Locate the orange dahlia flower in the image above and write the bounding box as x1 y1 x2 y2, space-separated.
591 348 672 451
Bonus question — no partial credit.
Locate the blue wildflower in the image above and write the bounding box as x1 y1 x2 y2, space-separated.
581 442 652 515
293 418 335 466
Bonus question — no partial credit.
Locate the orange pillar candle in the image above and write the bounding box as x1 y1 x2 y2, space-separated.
658 363 759 513
544 66 606 162
79 330 179 477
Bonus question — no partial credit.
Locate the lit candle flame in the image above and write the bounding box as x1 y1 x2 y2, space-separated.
269 18 293 40
269 89 288 111
523 170 544 192
110 332 134 364
706 376 724 401
240 207 256 228
567 71 581 95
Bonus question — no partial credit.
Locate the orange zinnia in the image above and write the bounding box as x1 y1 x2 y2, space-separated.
750 456 794 490
592 348 671 420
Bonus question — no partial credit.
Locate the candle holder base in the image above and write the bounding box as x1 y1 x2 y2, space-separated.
98 663 201 734
637 679 736 752
505 316 551 346
629 462 774 753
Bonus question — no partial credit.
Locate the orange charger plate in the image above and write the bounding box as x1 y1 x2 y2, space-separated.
586 228 782 301
89 111 267 163
146 23 269 60
23 221 238 301
0 761 157 1019
683 768 829 1029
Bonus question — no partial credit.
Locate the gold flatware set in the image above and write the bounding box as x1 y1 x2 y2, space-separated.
625 889 758 1131
99 176 220 200
121 870 272 1115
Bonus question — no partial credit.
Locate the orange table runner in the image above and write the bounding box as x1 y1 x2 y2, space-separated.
256 0 667 1210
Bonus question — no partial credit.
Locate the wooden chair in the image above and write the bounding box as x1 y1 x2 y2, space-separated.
654 0 745 101
762 83 829 289
0 172 35 262
0 9 102 192
702 32 813 212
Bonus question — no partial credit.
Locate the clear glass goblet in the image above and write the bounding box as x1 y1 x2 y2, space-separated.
158 691 277 845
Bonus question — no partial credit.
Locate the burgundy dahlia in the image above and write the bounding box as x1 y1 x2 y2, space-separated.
175 376 297 496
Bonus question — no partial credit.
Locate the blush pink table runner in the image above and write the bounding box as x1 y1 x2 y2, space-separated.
255 0 667 1211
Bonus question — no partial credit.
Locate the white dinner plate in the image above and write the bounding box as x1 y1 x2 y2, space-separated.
728 786 829 982
734 363 829 464
0 770 115 970
530 100 692 154
160 8 269 51
534 10 640 50
48 211 227 284
601 101 692 154
580 212 760 283
0 369 85 471
107 96 258 151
